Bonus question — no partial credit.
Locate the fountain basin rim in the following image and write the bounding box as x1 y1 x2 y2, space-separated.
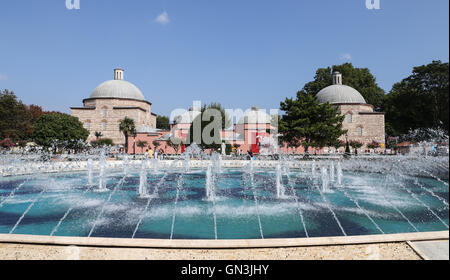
0 231 447 249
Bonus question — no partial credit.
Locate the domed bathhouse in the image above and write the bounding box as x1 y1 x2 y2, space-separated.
315 72 386 151
71 68 157 145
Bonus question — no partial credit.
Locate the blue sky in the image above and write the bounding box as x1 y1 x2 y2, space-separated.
0 0 448 116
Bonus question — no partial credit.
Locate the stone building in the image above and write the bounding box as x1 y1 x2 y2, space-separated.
71 68 157 145
316 71 385 150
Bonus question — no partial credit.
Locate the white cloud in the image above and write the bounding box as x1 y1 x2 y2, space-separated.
155 11 170 25
0 74 7 81
340 53 352 61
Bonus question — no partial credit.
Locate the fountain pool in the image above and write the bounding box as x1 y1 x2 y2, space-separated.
0 160 448 240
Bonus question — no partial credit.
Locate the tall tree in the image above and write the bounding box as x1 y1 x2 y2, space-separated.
384 60 449 135
119 117 136 154
301 63 386 110
27 105 46 124
186 103 231 150
0 89 33 141
279 92 347 153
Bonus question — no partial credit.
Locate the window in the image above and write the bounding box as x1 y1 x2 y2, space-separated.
357 127 363 136
346 113 353 123
85 122 90 130
103 109 108 117
102 121 107 131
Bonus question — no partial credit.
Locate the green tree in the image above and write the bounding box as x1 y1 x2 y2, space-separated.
28 104 46 125
167 137 184 154
186 103 231 150
137 140 148 154
279 92 347 154
349 140 363 154
329 139 345 151
367 140 380 150
386 136 399 154
156 115 170 130
119 117 136 154
0 90 33 141
224 142 232 155
300 63 386 110
32 113 89 148
152 139 161 150
384 61 449 135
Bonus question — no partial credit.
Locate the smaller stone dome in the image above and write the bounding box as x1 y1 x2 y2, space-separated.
316 72 366 104
238 106 271 124
89 68 145 101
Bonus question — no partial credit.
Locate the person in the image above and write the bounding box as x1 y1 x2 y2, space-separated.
247 150 253 160
148 147 154 159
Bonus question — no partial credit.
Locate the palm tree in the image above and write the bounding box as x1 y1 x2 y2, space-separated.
152 140 161 150
119 117 136 154
94 131 103 140
137 140 148 154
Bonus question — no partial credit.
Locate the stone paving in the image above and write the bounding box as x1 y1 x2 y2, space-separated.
0 242 421 260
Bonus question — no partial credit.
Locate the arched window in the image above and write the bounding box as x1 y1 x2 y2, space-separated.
346 113 353 123
102 121 107 131
102 108 108 117
357 127 363 136
85 121 91 130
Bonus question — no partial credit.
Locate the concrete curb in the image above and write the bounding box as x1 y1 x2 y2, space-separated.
0 231 447 249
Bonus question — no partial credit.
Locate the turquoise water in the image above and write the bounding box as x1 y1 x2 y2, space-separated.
0 168 448 239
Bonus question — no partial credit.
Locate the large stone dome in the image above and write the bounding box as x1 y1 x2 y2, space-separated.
316 72 366 104
89 68 145 101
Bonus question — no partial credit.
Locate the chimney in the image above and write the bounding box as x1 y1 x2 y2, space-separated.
332 71 342 85
114 68 124 80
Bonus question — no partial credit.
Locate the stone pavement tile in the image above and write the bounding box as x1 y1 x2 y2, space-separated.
408 240 449 260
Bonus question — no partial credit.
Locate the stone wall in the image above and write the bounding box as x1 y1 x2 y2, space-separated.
72 98 157 145
339 104 385 148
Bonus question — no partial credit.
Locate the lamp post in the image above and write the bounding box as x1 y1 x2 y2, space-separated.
344 133 351 157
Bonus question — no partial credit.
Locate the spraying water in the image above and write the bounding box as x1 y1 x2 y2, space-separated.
205 164 215 201
123 154 130 176
337 161 343 186
311 160 317 178
96 151 108 192
321 167 329 193
138 160 150 198
87 158 93 185
329 161 335 182
275 163 286 198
